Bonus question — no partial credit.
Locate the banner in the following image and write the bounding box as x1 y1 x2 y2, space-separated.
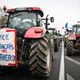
0 28 16 66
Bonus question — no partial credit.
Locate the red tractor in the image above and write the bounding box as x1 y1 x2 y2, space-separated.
0 7 54 77
66 24 80 56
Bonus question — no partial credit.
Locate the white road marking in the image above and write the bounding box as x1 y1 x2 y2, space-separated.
65 56 80 66
67 73 74 80
59 40 65 80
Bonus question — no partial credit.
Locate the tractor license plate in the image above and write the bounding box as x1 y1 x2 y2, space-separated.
0 28 17 66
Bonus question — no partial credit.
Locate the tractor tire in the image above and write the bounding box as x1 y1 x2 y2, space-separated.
50 38 54 61
64 38 67 47
66 39 74 56
29 36 51 78
54 39 58 52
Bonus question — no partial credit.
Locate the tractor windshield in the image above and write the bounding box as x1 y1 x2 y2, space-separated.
77 27 80 34
73 26 80 34
8 12 37 30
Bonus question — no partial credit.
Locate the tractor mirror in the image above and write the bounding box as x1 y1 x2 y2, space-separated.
50 17 54 22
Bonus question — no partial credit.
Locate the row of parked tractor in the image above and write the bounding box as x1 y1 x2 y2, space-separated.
48 28 62 53
0 6 62 78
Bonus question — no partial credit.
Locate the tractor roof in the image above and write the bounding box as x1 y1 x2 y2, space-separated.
7 7 44 17
73 24 80 27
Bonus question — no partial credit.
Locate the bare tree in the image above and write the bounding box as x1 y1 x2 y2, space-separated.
0 7 7 27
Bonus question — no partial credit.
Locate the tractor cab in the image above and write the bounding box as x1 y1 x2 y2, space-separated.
6 7 44 36
6 7 54 37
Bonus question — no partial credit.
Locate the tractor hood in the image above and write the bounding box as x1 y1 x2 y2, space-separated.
76 34 80 38
67 34 80 40
67 34 76 40
24 27 46 38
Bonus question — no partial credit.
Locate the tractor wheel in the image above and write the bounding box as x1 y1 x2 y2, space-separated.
54 39 58 52
66 39 74 56
29 36 51 78
50 38 54 56
64 38 66 47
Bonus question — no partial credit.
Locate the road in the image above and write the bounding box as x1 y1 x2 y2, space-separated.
65 48 80 80
0 43 62 80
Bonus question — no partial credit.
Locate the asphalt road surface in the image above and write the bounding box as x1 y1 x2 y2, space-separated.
65 48 80 80
0 43 62 80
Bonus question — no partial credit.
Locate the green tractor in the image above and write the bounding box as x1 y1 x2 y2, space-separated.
0 6 54 78
48 28 61 52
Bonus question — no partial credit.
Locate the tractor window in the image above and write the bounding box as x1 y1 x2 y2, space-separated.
77 27 80 34
37 15 42 26
8 12 37 30
37 14 45 28
73 27 76 32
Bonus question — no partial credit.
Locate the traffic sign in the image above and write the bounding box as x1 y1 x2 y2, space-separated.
65 23 68 29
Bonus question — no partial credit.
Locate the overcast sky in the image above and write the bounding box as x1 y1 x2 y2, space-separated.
0 0 80 32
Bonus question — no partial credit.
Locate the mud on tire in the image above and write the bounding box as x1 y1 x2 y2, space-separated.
29 35 52 77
